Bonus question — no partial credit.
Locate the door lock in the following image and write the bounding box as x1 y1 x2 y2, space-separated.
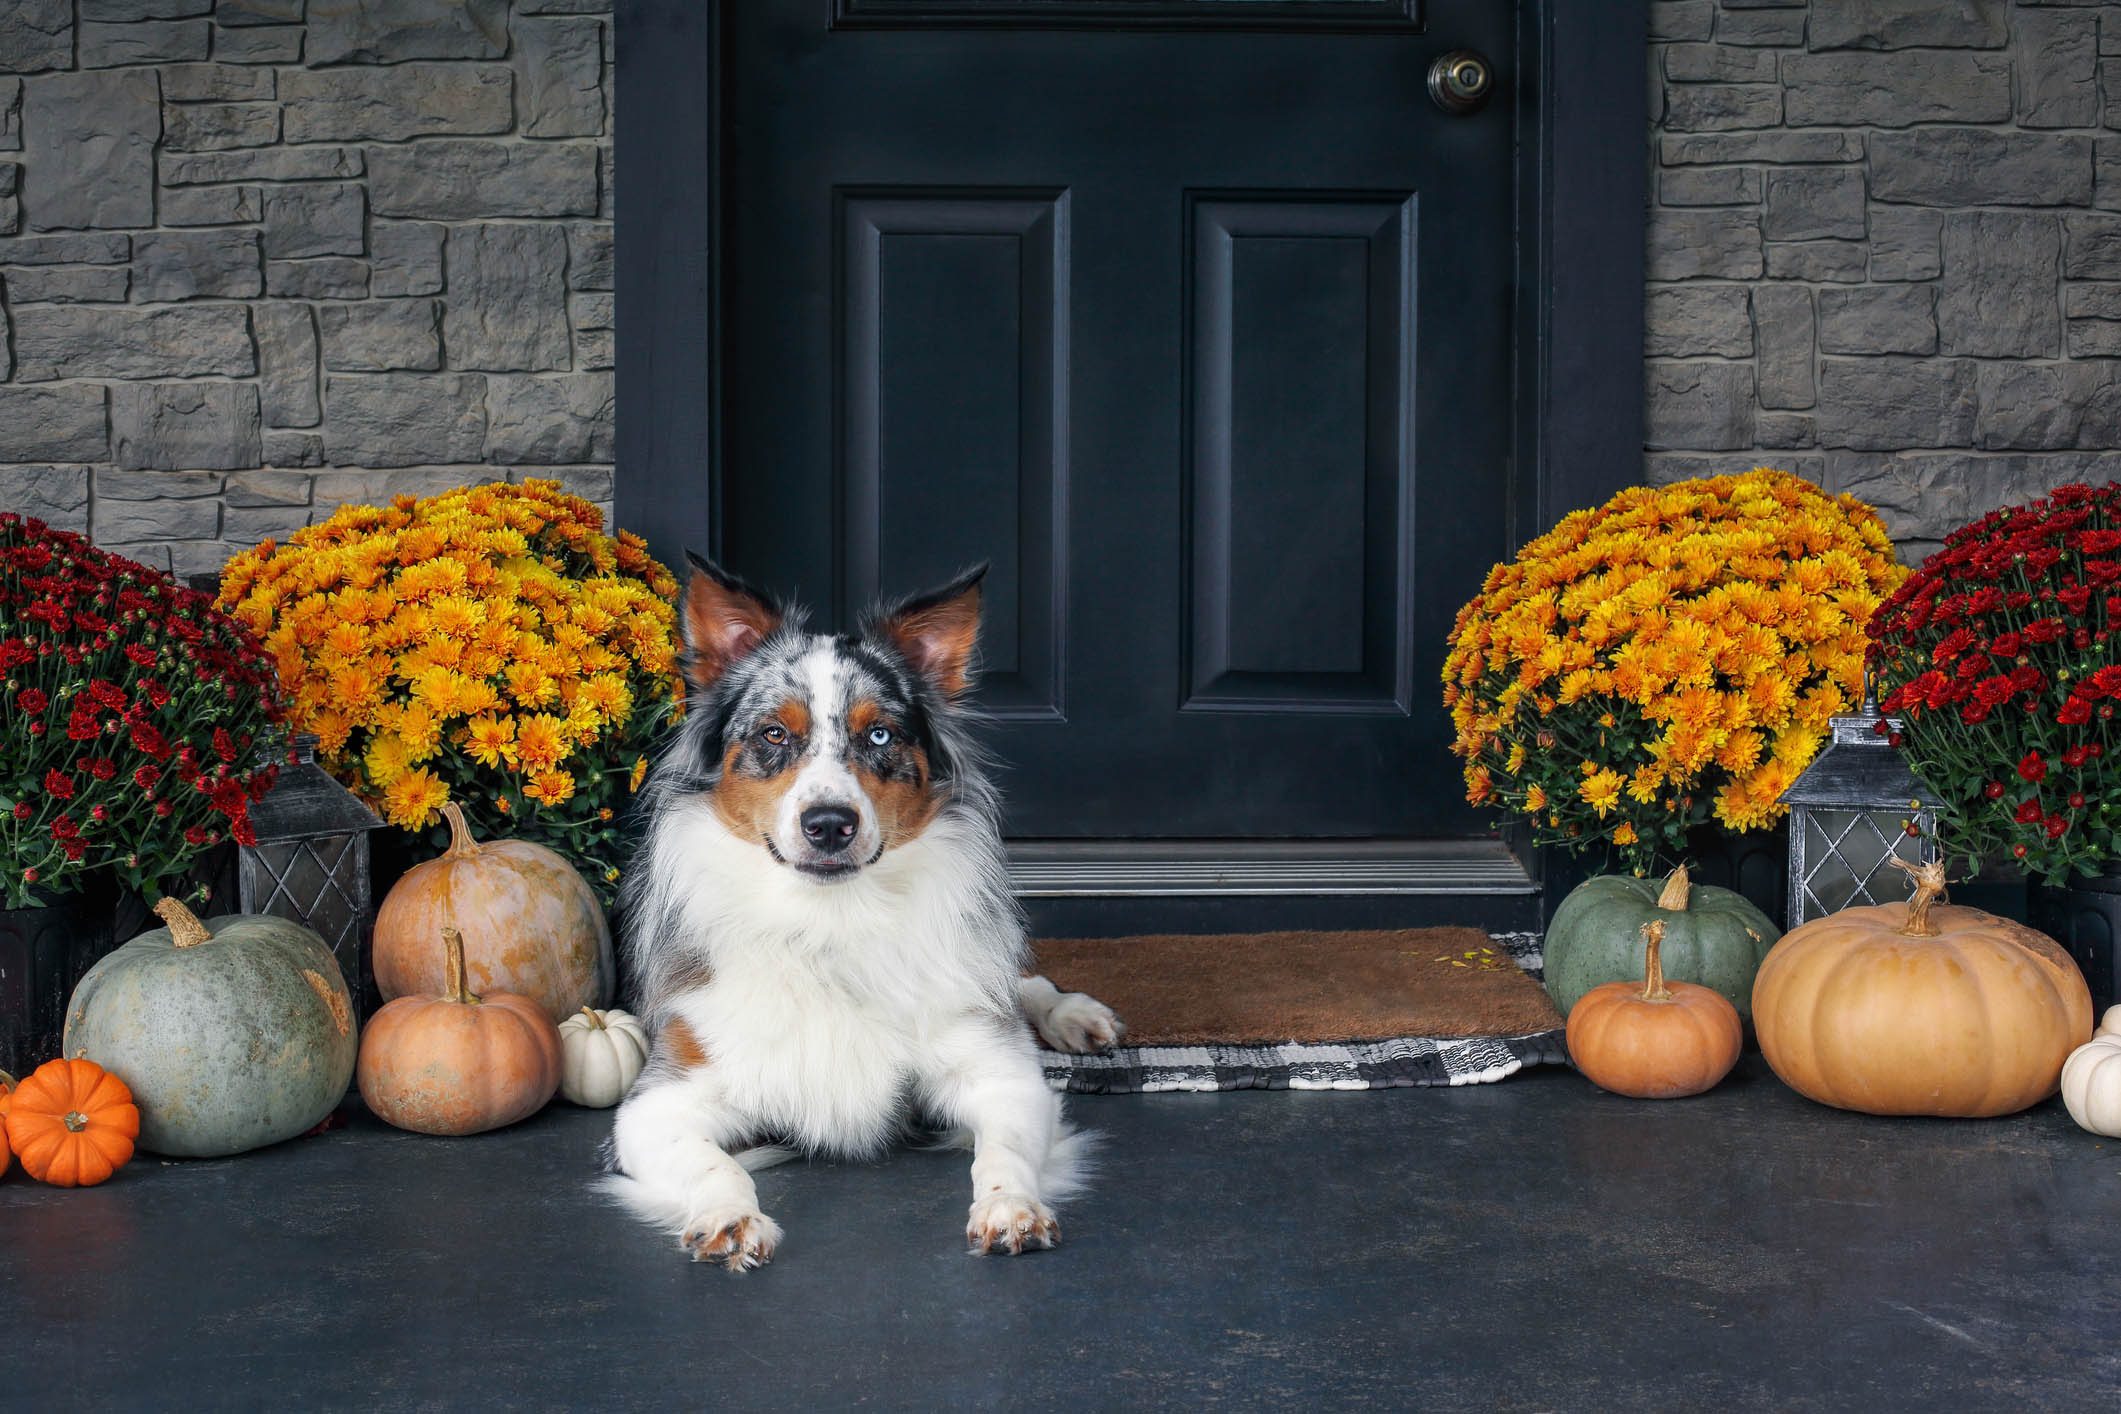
1427 50 1494 115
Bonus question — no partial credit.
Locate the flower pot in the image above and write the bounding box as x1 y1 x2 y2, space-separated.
2028 868 2121 1014
0 886 117 1076
1543 823 1790 932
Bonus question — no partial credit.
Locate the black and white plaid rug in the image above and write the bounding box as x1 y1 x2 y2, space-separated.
1039 932 1566 1094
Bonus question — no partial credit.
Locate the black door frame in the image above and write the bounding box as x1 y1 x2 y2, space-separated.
614 0 1646 631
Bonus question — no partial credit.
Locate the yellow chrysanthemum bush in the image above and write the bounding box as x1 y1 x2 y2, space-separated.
1443 469 1905 872
217 480 681 905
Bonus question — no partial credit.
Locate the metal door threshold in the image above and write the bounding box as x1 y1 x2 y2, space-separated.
1006 839 1536 898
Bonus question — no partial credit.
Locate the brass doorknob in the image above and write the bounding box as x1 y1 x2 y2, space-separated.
1428 50 1494 115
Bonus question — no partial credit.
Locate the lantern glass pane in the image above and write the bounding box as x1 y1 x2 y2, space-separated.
1798 808 1927 920
239 835 369 1007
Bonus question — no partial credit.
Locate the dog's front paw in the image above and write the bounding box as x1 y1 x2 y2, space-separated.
1035 991 1123 1054
966 1192 1059 1256
680 1209 782 1271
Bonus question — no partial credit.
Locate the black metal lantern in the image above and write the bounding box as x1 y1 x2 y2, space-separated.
240 734 386 1017
1778 692 1942 927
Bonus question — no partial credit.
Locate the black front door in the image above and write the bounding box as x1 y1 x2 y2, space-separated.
715 1 1516 839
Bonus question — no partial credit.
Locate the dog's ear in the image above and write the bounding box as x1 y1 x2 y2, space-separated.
877 564 986 700
679 552 781 691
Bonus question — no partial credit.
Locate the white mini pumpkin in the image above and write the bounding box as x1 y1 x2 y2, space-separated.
2061 1004 2121 1137
557 1006 650 1108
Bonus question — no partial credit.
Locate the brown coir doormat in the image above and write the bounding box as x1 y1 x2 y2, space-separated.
1031 926 1564 1047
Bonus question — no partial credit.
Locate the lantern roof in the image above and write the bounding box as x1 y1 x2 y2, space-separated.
248 733 385 843
1778 707 1943 811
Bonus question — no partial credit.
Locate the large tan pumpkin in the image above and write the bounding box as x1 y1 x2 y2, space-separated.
374 803 613 1022
1753 859 2092 1118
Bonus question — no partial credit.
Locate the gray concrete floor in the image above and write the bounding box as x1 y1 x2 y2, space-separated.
4 1055 2118 1411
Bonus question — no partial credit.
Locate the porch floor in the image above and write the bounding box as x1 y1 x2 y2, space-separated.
4 1056 2115 1411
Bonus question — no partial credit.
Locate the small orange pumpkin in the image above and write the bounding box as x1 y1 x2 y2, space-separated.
1753 858 2091 1118
1 1069 15 1179
4 1058 140 1187
358 926 563 1136
1567 920 1743 1099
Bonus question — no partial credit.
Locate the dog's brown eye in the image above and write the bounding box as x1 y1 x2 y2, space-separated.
762 724 788 746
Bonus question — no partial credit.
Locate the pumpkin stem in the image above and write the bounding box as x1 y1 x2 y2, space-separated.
0 1068 15 1092
62 1110 87 1133
1638 921 1673 1003
154 896 213 949
440 926 482 1006
1888 856 1949 938
580 1006 604 1028
439 802 483 859
1656 865 1691 912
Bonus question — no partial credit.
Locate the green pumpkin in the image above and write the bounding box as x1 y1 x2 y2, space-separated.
1544 866 1780 1024
64 898 358 1158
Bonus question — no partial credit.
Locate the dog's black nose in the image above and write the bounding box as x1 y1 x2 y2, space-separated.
800 804 860 853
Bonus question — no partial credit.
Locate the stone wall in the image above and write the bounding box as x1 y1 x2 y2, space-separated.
1647 0 2121 559
0 1 613 575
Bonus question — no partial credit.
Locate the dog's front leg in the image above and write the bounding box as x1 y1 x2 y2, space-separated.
922 1024 1068 1256
611 1072 781 1271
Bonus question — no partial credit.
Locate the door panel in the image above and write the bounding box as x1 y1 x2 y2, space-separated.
719 2 1514 837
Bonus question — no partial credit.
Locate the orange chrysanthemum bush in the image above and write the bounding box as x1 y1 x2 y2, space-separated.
1443 470 1905 872
218 481 681 905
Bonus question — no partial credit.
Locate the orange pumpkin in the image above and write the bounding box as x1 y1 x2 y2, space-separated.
1567 920 1743 1099
1 1069 14 1179
1753 858 2093 1118
373 803 613 1022
4 1058 139 1187
358 926 563 1136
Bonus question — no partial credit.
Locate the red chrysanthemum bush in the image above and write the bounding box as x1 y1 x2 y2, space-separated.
0 516 283 909
1871 482 2121 883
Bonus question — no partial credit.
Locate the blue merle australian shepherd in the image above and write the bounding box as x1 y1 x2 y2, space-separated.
605 556 1121 1270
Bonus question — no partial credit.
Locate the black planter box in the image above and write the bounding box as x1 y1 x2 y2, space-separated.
2029 877 2121 1016
0 890 116 1078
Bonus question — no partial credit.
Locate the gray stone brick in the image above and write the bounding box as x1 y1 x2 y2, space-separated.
1717 8 1806 45
1664 43 1777 83
1830 452 2121 554
1755 413 1816 450
307 0 509 65
1817 285 1937 356
161 147 363 185
112 382 263 472
222 503 316 543
261 431 324 468
1650 2 1714 43
1753 285 1816 410
576 328 613 371
319 299 442 372
2 79 22 152
1974 362 2121 451
1937 212 2062 358
2067 320 2121 356
0 233 129 264
2065 283 2121 318
1815 359 1978 451
1663 83 1781 132
444 224 572 371
1647 207 1763 280
2097 135 2121 211
598 144 613 220
132 228 263 301
1807 0 2008 51
218 0 304 22
1765 241 1868 281
367 140 599 219
0 162 16 236
264 258 370 299
322 374 489 467
262 184 366 259
1660 132 1865 166
1648 454 1827 487
160 185 263 226
372 223 444 297
1658 166 1763 206
280 64 513 143
0 2 72 75
2107 14 2121 58
0 386 107 462
567 223 612 290
1869 207 1943 280
1782 53 2012 127
1644 285 1752 357
223 469 312 509
161 63 275 102
214 25 302 63
1870 130 2094 206
485 374 615 463
517 18 604 139
0 466 90 532
1763 168 1865 241
310 467 488 508
12 305 254 381
256 303 320 428
572 292 613 331
163 102 280 152
2021 12 2100 127
1645 361 1754 450
2064 212 2121 277
80 2 212 18
1 265 130 302
80 20 209 66
98 501 223 545
23 70 160 230
96 468 224 501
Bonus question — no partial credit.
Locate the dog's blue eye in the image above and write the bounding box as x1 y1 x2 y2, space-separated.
867 726 892 748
